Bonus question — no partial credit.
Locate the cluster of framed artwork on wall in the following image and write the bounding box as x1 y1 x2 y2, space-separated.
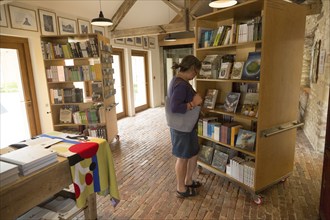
114 36 156 49
0 4 105 36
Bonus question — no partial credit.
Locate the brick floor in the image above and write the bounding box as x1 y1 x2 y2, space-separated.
75 107 323 220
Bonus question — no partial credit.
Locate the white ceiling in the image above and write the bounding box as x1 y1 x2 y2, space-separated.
15 0 213 31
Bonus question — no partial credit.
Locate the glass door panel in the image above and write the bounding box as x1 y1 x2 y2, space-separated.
0 49 30 148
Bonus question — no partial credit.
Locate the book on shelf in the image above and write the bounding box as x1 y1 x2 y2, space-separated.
224 92 240 113
230 61 244 79
235 129 256 152
241 52 261 80
203 89 218 109
198 145 214 165
220 122 240 145
229 156 245 182
211 149 229 172
231 124 243 146
241 93 259 117
199 55 221 79
202 117 218 137
60 108 73 123
218 62 232 79
243 161 255 187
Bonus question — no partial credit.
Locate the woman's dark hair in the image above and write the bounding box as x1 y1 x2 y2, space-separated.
172 55 201 72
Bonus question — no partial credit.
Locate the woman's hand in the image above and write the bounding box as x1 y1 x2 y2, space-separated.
191 94 203 107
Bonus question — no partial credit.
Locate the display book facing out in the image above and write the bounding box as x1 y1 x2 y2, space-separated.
195 0 306 200
41 33 118 142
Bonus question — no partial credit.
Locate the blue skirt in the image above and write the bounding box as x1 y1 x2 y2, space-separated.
170 128 200 159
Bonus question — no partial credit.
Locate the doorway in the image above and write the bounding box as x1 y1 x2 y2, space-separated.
131 50 149 113
162 45 193 97
112 48 127 119
0 36 41 148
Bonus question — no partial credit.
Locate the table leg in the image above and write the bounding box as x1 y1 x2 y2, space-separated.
84 193 97 219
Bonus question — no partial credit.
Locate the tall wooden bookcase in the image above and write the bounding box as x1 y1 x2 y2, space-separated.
41 33 118 142
195 0 306 202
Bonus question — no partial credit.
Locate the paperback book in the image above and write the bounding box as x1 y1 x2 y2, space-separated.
235 129 256 152
211 149 229 172
224 92 240 113
241 52 261 80
203 89 219 109
198 145 214 165
231 61 244 79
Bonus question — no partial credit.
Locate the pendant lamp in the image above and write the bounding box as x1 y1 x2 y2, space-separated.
209 0 237 8
164 34 176 42
91 0 113 26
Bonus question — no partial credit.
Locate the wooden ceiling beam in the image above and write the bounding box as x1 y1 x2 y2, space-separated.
111 21 195 39
110 0 137 31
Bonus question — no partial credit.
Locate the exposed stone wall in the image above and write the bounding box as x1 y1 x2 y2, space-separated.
302 0 330 152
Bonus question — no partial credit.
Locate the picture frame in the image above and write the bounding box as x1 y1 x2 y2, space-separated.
126 37 134 46
8 5 38 32
38 9 57 36
58 16 77 35
149 37 155 49
143 36 149 49
114 38 125 44
77 19 90 34
0 5 8 27
135 37 142 47
92 25 105 36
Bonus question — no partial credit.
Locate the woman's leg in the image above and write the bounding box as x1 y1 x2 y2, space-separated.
185 154 198 186
175 157 188 192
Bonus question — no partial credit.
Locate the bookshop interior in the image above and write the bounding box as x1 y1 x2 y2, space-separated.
0 0 329 219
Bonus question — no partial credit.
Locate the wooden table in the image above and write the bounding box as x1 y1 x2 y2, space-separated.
0 150 97 219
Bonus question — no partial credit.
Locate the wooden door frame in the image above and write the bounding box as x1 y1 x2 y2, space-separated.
131 50 150 113
0 35 41 136
112 48 127 119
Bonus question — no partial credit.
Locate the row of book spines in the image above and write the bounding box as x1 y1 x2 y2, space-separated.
198 118 243 146
72 108 105 125
41 38 99 60
87 126 107 139
199 16 262 48
228 158 255 188
46 65 99 82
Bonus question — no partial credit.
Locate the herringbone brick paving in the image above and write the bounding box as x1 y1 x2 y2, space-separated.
75 107 323 220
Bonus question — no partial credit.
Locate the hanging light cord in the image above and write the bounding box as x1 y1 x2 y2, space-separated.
99 0 102 11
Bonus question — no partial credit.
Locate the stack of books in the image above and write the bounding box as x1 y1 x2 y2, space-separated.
0 147 57 176
0 161 19 187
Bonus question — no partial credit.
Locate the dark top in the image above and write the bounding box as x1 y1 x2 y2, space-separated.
168 76 196 114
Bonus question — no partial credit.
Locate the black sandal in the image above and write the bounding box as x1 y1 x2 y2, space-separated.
185 180 202 188
176 187 196 198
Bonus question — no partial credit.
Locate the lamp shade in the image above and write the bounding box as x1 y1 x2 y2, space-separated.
209 0 238 8
91 11 113 26
164 34 176 42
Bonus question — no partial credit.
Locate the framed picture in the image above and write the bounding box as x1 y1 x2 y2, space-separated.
38 9 57 36
143 36 149 49
58 16 77 35
114 38 125 44
0 5 8 27
92 25 105 36
77 19 90 34
135 37 142 47
8 5 38 31
126 37 134 45
149 37 155 49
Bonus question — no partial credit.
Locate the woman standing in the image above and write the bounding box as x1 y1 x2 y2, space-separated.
167 55 203 197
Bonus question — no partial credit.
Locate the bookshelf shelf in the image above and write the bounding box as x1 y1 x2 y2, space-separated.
42 33 118 142
198 135 256 157
195 0 306 198
197 160 255 191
